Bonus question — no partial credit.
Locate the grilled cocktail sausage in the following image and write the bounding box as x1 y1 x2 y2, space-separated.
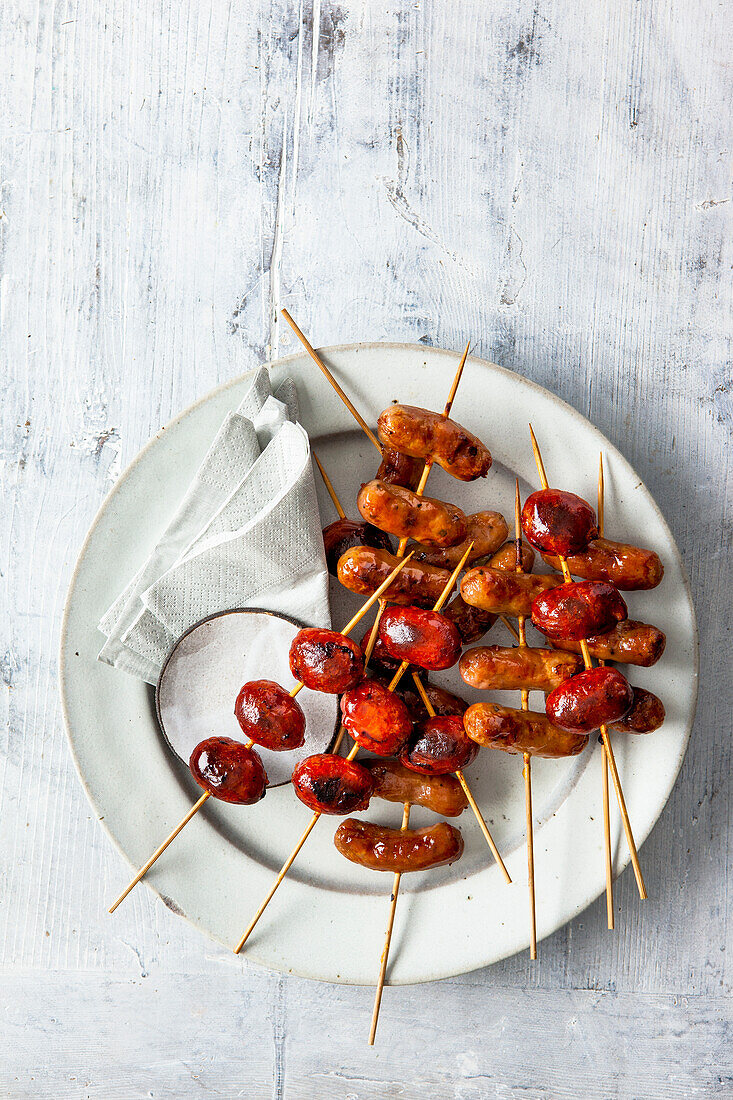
459 645 583 693
410 511 508 569
610 686 665 733
398 680 468 721
234 680 306 751
400 715 479 774
322 518 391 576
363 759 467 817
521 489 598 556
288 628 364 693
337 546 452 607
291 755 375 815
378 404 492 481
443 542 535 643
464 703 588 758
545 667 634 733
549 619 666 667
334 818 464 872
357 480 467 546
340 680 413 755
531 581 627 640
376 447 425 491
378 606 462 671
541 537 663 591
460 567 563 617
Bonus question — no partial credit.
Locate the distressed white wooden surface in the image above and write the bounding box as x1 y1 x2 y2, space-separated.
1 0 731 1096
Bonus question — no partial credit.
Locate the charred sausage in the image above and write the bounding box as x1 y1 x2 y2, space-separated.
541 537 663 591
463 703 589 758
234 680 306 751
289 628 364 693
378 606 462 671
291 755 375 815
459 645 583 693
363 758 467 817
610 686 665 733
323 518 391 576
442 542 535 643
531 581 628 640
545 667 634 733
460 566 563 616
521 489 598 556
334 818 464 872
549 619 666 667
340 680 413 755
190 738 267 804
357 479 467 546
376 447 425 491
337 546 452 607
400 715 479 774
410 511 509 569
378 404 492 481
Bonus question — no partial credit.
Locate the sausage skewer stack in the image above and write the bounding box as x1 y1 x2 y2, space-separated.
597 454 615 929
527 426 647 899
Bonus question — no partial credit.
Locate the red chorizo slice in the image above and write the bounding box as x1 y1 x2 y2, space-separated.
531 580 627 640
334 818 464 872
545 667 633 733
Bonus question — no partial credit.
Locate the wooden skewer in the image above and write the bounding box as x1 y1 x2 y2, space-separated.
597 454 614 929
281 309 382 453
528 426 647 900
514 481 537 959
410 672 510 880
368 799 410 1045
313 451 345 519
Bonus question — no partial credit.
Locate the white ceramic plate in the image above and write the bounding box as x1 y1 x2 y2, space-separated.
60 344 698 984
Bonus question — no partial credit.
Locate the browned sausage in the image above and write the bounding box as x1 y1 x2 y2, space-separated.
459 645 583 692
357 480 467 547
376 447 425 491
464 702 589 758
410 511 509 569
333 818 464 872
377 404 492 481
550 620 666 667
397 679 468 721
460 566 563 616
362 759 468 817
531 581 628 640
546 667 633 733
442 541 535 644
541 537 663 591
610 686 665 733
337 546 452 607
489 540 536 573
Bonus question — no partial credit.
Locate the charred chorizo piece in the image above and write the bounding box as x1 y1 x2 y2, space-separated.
398 680 468 721
378 606 462 671
378 404 492 481
463 703 589 758
410 511 509 569
376 447 425 491
288 628 364 693
521 489 598 556
531 580 628 640
337 546 452 607
610 686 665 733
291 755 375 815
334 818 464 872
541 537 663 591
443 542 535 644
460 566 563 617
549 619 666 667
459 645 583 693
363 758 468 817
234 679 306 751
340 680 413 756
322 518 391 576
400 715 479 774
189 737 268 804
545 667 634 733
357 479 467 546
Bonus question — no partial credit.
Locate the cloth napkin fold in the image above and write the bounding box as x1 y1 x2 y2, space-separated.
98 368 330 685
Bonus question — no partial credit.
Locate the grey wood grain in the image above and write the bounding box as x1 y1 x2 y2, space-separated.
0 0 730 1095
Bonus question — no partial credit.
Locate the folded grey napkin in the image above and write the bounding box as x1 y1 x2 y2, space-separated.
98 368 330 684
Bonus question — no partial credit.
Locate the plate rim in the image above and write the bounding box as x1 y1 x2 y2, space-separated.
59 341 699 984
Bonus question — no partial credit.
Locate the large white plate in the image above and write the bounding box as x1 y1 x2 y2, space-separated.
60 344 698 984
